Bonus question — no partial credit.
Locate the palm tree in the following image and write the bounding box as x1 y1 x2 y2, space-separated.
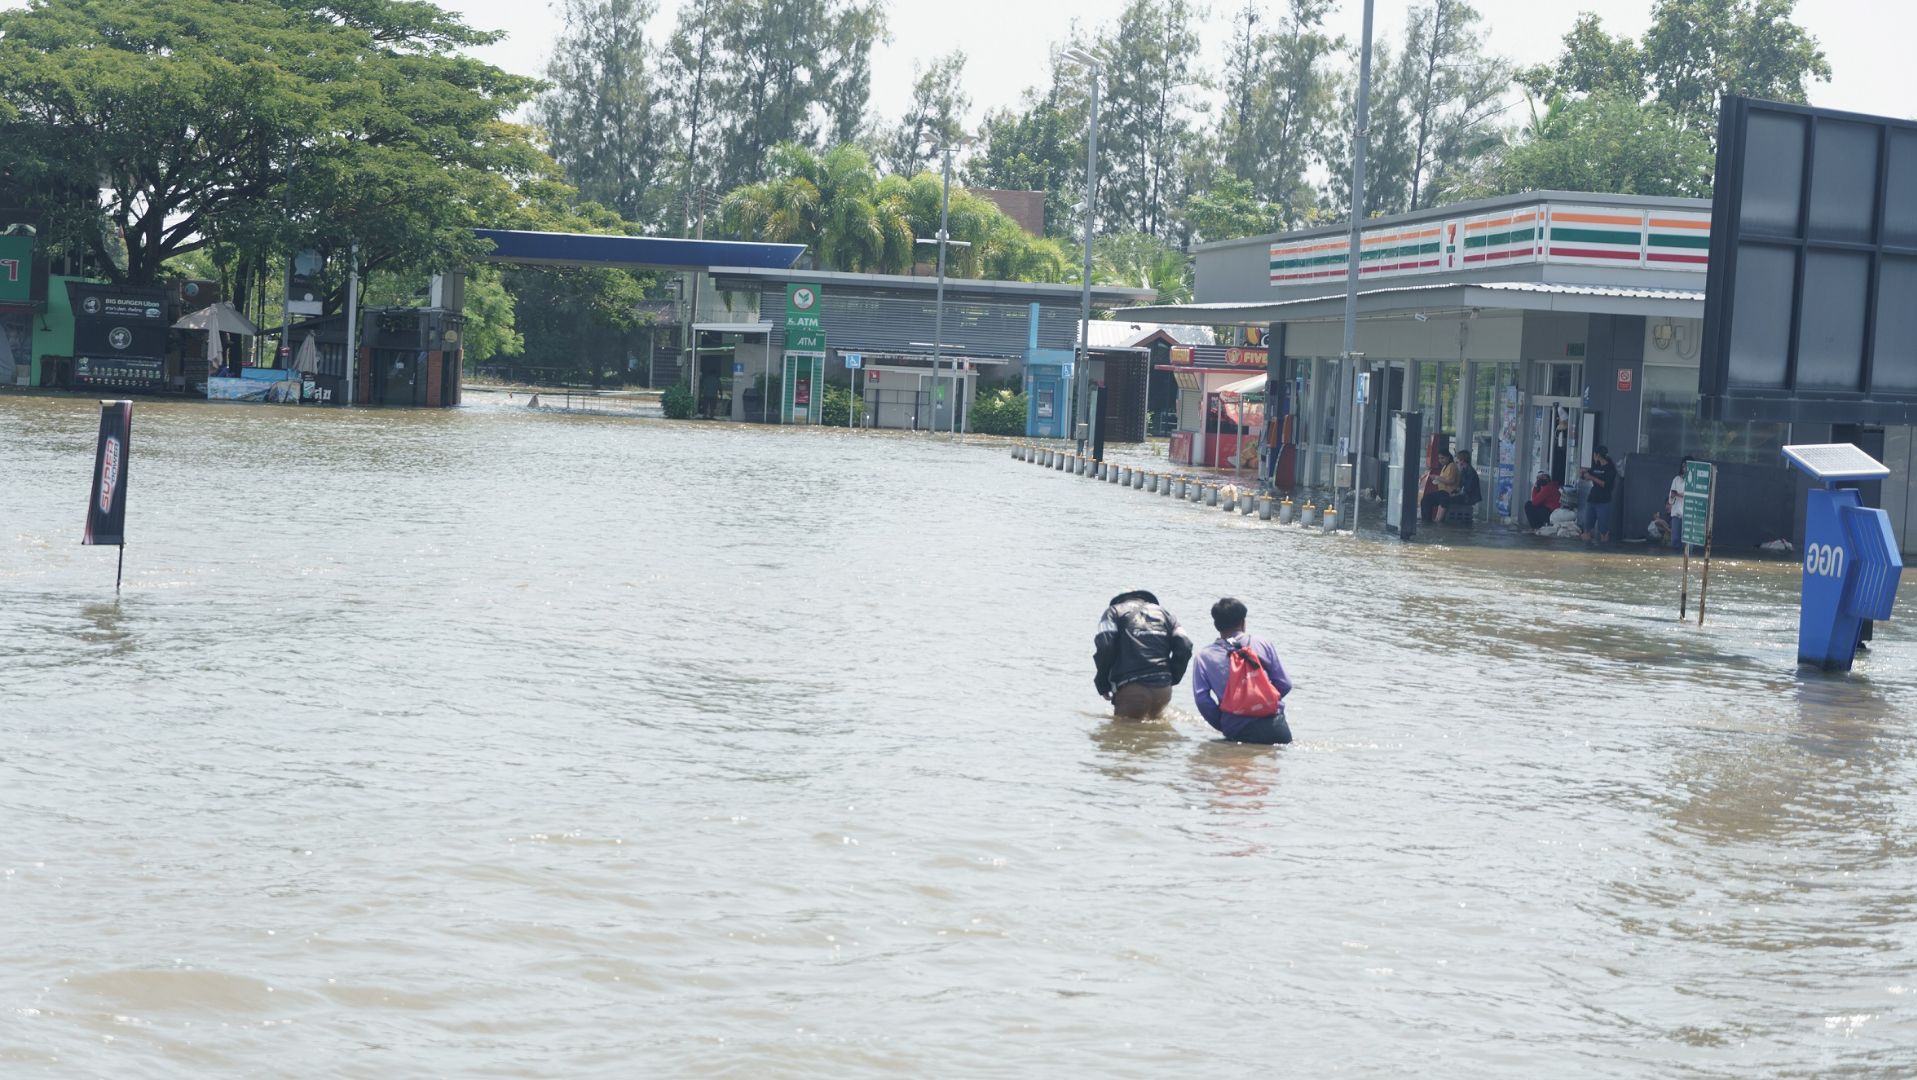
1093 230 1193 304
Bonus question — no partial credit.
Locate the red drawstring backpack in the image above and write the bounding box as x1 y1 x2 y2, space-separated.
1218 640 1283 717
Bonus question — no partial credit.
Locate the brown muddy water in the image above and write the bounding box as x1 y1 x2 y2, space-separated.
3 394 1915 1077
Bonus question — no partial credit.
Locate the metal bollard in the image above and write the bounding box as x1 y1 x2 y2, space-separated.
1162 475 1174 497
1109 465 1120 484
1205 484 1219 507
1119 466 1132 485
1278 498 1295 525
1220 486 1237 511
1257 495 1273 520
1241 490 1256 515
1300 501 1319 527
1134 470 1147 490
1323 504 1340 532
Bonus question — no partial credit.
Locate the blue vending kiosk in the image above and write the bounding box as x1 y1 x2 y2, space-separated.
1783 444 1904 671
1022 304 1072 439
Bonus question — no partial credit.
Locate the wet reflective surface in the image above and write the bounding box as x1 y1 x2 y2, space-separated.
3 395 1915 1076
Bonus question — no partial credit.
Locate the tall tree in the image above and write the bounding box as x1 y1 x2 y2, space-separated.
1096 0 1202 239
884 52 971 177
707 0 885 190
661 0 722 235
0 0 540 306
1525 0 1829 138
535 0 668 227
1218 0 1341 227
1467 91 1713 200
1396 0 1511 211
966 51 1089 240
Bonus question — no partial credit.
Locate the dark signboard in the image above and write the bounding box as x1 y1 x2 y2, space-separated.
70 282 169 356
1699 97 1917 425
75 355 166 389
83 400 132 547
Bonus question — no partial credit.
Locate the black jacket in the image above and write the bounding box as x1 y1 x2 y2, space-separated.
1093 590 1194 696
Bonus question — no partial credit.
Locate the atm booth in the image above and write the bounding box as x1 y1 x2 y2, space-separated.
1025 347 1074 439
1166 367 1266 469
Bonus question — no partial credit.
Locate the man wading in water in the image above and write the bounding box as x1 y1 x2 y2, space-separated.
1191 597 1293 744
1092 590 1194 720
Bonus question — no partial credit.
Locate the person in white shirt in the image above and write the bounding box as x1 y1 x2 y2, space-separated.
1667 456 1694 551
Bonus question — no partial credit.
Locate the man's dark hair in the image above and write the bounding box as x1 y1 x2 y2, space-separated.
1456 450 1472 465
1211 596 1248 634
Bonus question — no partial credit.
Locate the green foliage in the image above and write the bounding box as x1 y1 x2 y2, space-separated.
661 381 695 419
459 266 524 366
0 0 541 301
536 0 670 225
967 59 1089 241
719 143 1071 282
1095 0 1203 238
1218 0 1342 227
820 383 857 426
1521 0 1829 137
1461 92 1714 201
884 52 970 177
1094 232 1192 305
970 389 1029 437
1179 174 1282 244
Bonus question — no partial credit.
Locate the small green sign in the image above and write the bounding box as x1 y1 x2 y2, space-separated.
0 235 31 304
1682 460 1714 546
784 282 825 352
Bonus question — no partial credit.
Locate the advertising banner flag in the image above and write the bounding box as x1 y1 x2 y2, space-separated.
83 400 133 547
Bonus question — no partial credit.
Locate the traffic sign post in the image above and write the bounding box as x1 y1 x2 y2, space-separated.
1679 459 1714 619
1781 444 1904 671
844 352 862 429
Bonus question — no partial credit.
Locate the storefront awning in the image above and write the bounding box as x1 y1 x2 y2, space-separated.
1120 280 1705 325
1214 373 1266 398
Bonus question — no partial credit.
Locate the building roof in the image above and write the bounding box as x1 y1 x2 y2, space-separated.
476 229 806 271
1118 280 1705 325
1081 320 1217 350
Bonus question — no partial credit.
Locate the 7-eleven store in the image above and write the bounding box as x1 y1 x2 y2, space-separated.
1115 190 1842 544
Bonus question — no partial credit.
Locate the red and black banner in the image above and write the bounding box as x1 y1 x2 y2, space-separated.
82 400 132 547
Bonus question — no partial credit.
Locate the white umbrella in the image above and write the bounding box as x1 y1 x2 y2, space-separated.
292 333 320 375
172 301 260 337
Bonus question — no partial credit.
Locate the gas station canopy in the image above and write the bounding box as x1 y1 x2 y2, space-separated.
475 230 807 272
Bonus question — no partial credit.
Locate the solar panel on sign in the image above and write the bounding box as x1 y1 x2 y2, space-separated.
1782 443 1892 483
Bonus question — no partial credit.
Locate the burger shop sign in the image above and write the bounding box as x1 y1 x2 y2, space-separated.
67 281 170 391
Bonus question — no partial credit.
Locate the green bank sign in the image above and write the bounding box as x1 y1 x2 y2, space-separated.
0 235 31 304
784 282 824 352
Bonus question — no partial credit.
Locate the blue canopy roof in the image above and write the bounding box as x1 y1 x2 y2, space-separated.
475 229 806 271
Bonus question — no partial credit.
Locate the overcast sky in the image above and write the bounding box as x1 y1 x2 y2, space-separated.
437 0 1912 129
0 0 1902 126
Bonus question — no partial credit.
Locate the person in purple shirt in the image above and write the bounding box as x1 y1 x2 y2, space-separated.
1191 597 1293 745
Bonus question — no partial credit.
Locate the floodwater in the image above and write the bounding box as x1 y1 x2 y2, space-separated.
3 394 1916 1078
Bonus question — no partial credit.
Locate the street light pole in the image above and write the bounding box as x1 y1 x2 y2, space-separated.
1337 0 1375 528
934 147 952 436
1065 48 1101 456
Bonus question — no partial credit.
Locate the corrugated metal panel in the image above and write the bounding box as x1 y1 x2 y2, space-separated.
749 281 1082 355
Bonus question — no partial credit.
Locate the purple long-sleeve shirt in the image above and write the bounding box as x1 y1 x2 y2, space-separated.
1191 633 1291 738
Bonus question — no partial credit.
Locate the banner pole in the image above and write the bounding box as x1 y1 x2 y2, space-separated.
1680 543 1690 618
116 543 124 593
1697 486 1718 627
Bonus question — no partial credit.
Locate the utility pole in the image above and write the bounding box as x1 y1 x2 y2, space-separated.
1337 0 1375 528
344 241 358 407
1066 48 1102 456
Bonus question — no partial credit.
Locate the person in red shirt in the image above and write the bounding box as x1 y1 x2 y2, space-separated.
1524 471 1562 529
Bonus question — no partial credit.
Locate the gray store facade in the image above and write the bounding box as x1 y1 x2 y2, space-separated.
1124 191 1916 555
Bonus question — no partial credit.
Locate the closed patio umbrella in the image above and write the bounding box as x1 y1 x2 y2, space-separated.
292 333 320 375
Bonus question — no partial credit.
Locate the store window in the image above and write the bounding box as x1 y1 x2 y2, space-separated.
1639 363 1789 464
1419 362 1460 436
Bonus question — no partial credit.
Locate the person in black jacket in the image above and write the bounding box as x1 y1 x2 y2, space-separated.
1093 590 1195 719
